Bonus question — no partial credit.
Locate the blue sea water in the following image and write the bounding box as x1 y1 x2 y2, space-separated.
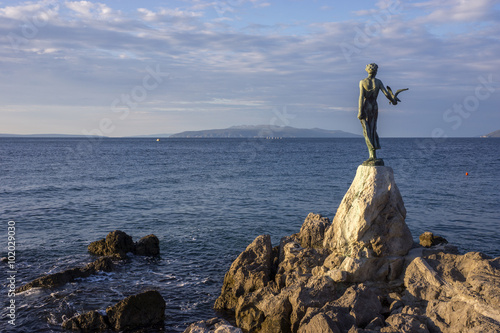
0 137 499 332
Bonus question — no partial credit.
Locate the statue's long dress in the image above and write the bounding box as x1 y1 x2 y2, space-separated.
360 87 380 152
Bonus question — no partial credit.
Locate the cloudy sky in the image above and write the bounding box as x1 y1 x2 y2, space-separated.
1 0 499 137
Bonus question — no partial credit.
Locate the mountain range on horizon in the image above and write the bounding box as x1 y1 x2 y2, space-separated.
169 125 361 138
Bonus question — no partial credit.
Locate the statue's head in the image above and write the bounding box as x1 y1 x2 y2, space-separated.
365 63 378 75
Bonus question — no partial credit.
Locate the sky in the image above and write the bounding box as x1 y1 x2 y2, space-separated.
0 0 499 137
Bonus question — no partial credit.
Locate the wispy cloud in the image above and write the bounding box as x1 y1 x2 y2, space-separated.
0 0 498 136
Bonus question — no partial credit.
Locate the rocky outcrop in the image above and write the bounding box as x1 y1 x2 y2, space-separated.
298 213 331 248
214 234 274 312
323 166 412 258
419 232 447 248
88 230 160 257
134 234 160 255
184 317 243 333
206 219 500 333
404 252 500 333
16 257 114 293
63 290 166 331
61 310 109 331
106 290 166 331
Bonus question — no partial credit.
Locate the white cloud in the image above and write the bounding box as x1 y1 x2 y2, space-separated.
65 1 117 21
411 0 499 23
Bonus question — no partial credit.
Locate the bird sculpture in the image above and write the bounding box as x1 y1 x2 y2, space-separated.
386 86 409 105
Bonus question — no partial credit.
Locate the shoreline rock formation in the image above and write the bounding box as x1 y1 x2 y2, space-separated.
17 231 159 293
188 166 500 333
88 230 160 257
62 290 166 331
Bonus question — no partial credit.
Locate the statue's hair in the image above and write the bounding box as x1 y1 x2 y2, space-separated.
365 63 378 73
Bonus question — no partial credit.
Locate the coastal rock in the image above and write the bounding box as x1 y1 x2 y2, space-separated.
298 213 330 248
214 234 273 312
62 310 109 331
106 290 166 331
183 317 243 333
381 312 429 333
63 290 165 332
404 252 500 332
88 230 161 257
296 284 382 332
323 166 413 258
235 285 292 332
419 232 448 248
275 241 329 288
16 257 114 292
134 234 160 256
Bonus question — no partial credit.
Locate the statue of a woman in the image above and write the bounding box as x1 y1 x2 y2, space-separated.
358 63 395 165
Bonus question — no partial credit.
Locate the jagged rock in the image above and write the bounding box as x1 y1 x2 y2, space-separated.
298 313 341 333
62 310 109 331
275 241 329 288
63 290 165 332
88 230 135 257
183 317 242 333
89 230 160 257
289 276 346 332
299 213 331 248
16 257 114 292
323 166 413 258
404 252 500 332
214 234 273 312
381 313 429 333
134 234 160 256
235 284 292 332
297 284 382 333
106 290 166 331
419 232 448 248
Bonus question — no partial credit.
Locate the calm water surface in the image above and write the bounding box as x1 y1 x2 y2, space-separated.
1 138 499 332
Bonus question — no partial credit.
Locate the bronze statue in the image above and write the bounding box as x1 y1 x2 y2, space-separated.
358 63 407 166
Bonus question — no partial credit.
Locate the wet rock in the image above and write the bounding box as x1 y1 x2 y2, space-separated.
16 257 114 292
419 231 448 248
299 213 331 248
88 230 135 257
134 234 160 256
323 166 413 258
214 234 273 312
106 290 166 331
63 290 165 332
183 317 243 333
62 310 109 331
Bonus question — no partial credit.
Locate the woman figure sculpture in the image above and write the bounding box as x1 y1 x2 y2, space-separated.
358 63 404 165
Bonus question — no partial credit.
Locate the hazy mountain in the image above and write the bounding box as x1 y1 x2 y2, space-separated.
170 125 361 138
481 130 500 138
0 133 99 138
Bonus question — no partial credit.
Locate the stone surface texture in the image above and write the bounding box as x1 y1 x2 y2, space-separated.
323 166 412 258
63 290 165 331
106 290 166 331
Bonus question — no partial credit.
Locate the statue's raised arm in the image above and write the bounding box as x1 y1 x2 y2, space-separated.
358 63 408 166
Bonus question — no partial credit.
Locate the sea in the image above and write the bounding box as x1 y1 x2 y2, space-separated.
1 137 499 332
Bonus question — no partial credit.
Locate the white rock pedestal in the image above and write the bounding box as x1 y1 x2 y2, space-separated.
323 166 413 280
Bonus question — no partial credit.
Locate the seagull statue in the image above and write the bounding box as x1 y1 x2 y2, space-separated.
386 86 409 105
